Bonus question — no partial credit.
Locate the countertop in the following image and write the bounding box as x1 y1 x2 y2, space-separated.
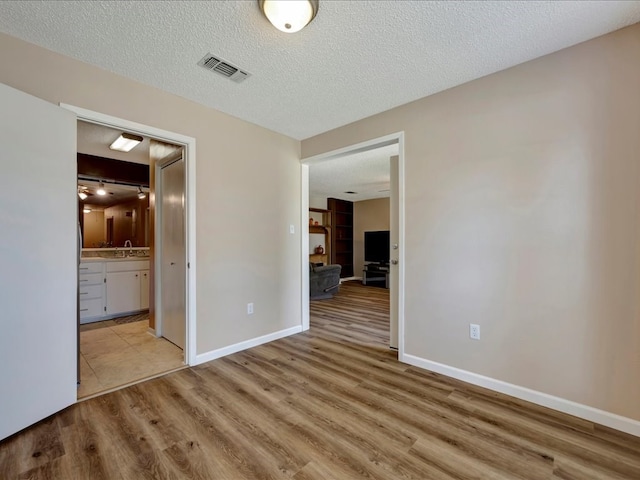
80 256 150 263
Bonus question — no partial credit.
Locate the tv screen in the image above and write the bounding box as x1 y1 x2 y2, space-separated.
364 230 390 264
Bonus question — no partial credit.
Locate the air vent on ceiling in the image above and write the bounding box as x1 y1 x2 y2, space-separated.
198 53 251 83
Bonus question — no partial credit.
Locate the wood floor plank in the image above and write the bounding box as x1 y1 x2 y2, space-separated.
2 281 640 479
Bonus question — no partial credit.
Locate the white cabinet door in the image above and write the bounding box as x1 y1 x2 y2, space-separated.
0 83 77 440
106 271 141 315
140 271 150 310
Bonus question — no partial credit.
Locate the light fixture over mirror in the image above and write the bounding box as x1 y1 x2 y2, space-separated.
259 0 318 33
109 132 143 152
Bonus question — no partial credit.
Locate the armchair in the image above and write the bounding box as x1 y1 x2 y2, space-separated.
309 263 341 300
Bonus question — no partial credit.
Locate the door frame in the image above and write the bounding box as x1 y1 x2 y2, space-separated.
60 104 197 366
300 131 406 357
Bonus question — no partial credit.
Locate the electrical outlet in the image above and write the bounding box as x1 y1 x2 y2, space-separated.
469 324 480 340
247 303 254 315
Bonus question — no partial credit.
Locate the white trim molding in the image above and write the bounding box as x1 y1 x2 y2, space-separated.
301 164 310 331
194 325 303 366
402 353 640 438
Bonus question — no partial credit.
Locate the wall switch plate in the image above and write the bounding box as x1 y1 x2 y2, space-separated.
289 224 295 234
470 324 480 340
247 303 254 315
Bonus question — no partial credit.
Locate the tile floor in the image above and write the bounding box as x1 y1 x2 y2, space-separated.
78 319 184 399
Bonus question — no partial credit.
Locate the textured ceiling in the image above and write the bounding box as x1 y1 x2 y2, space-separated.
1 1 639 140
77 121 150 165
309 144 398 203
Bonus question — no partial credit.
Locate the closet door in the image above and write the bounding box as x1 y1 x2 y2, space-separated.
0 83 77 440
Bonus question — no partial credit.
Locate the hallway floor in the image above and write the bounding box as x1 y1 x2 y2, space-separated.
78 317 184 399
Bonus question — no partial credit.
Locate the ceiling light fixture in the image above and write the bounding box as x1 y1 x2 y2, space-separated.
78 186 88 200
259 0 318 33
96 181 107 196
137 187 146 200
83 208 91 214
109 132 143 152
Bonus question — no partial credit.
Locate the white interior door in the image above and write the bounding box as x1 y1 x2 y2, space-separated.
160 154 186 349
0 83 77 440
389 155 399 349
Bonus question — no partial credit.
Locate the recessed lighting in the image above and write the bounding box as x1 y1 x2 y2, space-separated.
83 208 91 214
109 133 143 152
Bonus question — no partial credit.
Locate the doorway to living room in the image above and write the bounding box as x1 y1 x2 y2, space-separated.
301 132 405 357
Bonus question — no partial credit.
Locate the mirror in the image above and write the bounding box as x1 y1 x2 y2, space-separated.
79 180 150 248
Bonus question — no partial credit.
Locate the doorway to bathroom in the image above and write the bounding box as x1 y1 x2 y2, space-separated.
70 107 196 399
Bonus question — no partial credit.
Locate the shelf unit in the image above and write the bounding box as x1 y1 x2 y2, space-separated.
309 208 331 265
328 198 353 277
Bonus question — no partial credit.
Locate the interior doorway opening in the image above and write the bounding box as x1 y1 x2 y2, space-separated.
301 132 405 357
67 105 197 399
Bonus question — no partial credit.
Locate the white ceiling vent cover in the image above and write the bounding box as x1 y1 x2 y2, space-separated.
198 53 251 83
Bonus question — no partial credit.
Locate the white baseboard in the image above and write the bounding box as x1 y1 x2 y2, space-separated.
194 325 303 366
401 353 640 438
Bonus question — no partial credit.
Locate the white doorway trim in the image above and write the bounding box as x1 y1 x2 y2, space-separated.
60 104 197 366
300 131 405 357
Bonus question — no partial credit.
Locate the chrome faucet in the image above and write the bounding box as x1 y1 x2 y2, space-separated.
124 239 133 256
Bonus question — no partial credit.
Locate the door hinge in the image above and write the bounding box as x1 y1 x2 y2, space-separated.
104 278 106 283
104 306 106 312
188 262 190 269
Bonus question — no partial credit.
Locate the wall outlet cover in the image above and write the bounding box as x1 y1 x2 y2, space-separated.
470 324 480 340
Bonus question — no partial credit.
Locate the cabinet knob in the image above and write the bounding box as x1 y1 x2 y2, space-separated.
391 259 398 265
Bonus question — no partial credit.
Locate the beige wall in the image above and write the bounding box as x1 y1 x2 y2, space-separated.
0 33 301 355
303 25 640 421
353 198 390 276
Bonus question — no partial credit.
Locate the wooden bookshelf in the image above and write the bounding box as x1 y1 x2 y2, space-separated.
327 198 353 277
309 208 331 265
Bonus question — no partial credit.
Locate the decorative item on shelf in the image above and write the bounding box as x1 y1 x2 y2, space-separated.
309 217 314 225
314 220 319 225
314 245 324 254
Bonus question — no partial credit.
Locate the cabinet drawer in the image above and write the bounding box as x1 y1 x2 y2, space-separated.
80 298 103 319
79 272 103 286
79 262 103 274
106 260 149 273
79 284 103 300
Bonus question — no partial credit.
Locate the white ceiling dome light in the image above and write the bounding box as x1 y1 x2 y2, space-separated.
259 0 318 33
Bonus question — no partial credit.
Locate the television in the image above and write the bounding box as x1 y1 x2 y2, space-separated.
364 230 390 265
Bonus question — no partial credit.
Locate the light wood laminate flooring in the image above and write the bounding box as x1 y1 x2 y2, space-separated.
79 317 184 399
2 282 640 478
